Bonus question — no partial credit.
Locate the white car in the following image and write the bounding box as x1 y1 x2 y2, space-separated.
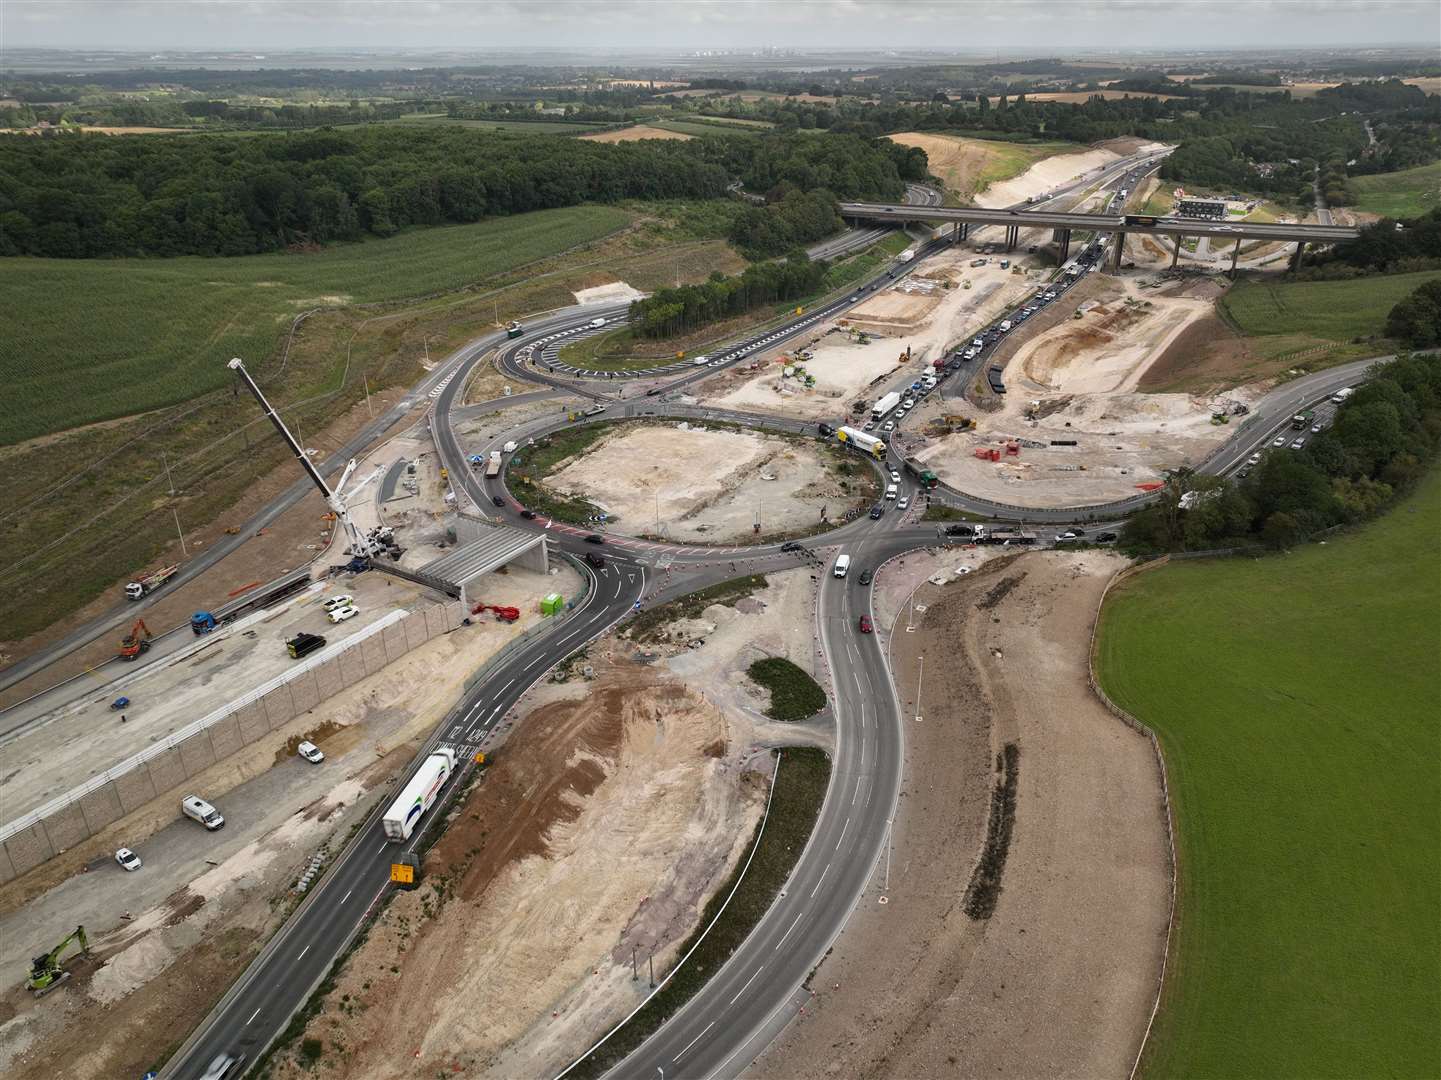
898 496 910 510
1247 453 1262 465
322 594 354 612
115 847 142 872
1272 436 1287 447
297 741 325 764
889 469 901 483
883 420 896 432
327 604 359 624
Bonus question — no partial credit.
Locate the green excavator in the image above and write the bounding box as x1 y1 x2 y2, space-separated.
27 925 88 997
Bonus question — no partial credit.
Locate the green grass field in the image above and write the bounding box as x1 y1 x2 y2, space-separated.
384 115 610 134
649 118 766 137
0 205 631 445
1220 269 1441 366
1350 161 1441 219
1096 469 1441 1079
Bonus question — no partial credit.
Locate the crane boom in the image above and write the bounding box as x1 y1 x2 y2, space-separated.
227 358 387 558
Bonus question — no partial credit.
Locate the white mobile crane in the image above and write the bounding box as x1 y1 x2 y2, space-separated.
227 358 396 561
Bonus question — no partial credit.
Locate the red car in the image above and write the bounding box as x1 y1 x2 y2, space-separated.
858 614 873 634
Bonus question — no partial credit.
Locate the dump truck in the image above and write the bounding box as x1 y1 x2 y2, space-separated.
485 450 502 479
383 747 457 842
27 926 88 997
871 391 902 421
835 426 886 459
125 564 178 601
1291 409 1315 430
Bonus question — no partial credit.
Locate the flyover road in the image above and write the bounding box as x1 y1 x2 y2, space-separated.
806 181 943 261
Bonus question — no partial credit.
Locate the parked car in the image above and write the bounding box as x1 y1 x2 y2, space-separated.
583 534 605 544
297 741 325 764
858 614 873 634
322 594 353 612
115 847 142 871
327 604 359 624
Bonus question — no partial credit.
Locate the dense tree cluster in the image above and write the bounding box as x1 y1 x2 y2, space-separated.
1314 208 1441 275
1386 279 1441 348
0 127 912 258
728 188 844 258
629 255 829 338
1123 353 1441 552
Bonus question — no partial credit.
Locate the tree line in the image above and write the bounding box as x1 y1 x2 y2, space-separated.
1296 208 1441 280
0 126 915 259
1386 279 1441 348
1123 352 1441 553
629 255 829 339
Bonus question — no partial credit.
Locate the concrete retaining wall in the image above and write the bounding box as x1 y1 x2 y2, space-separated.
0 601 466 884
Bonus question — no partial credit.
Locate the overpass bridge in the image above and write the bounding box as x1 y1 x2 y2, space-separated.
836 201 1361 274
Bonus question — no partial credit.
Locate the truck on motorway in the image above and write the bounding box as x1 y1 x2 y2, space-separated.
1291 409 1315 430
506 321 524 339
382 748 457 842
897 249 916 264
1330 387 1355 404
836 426 886 459
485 450 502 478
125 564 178 601
871 391 902 420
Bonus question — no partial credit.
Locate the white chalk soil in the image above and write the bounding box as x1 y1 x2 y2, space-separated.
703 254 1039 422
914 277 1250 507
541 422 867 541
573 281 645 305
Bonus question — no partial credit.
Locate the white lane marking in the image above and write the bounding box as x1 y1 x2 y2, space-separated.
376 843 388 856
776 912 804 949
298 945 311 960
246 1007 262 1025
498 678 514 694
730 966 765 1005
853 777 865 804
836 817 850 849
811 863 831 898
673 1020 716 1064
342 889 353 905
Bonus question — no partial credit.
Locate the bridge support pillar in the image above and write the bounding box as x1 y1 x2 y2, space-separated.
1229 237 1242 279
960 222 969 241
1057 228 1071 263
1005 225 1018 251
1110 231 1125 270
1170 235 1182 269
1290 240 1306 272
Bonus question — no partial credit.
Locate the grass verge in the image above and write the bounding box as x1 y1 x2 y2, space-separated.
564 746 831 1080
1095 466 1441 1079
922 503 990 523
747 657 826 720
1349 160 1441 219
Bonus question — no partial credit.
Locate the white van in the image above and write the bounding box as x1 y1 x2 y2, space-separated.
885 483 898 500
692 354 710 366
589 317 607 329
833 554 851 578
182 795 225 830
999 320 1013 333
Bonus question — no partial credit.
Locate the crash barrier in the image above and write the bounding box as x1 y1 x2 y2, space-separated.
0 601 467 884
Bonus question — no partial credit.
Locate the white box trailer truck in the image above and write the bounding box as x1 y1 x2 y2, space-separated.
836 426 887 459
871 391 902 420
382 747 457 842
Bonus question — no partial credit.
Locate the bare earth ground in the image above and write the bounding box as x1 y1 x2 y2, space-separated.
748 551 1169 1080
702 255 1037 421
974 147 1119 209
542 422 869 541
913 276 1246 507
579 125 692 142
0 558 577 1078
265 570 824 1079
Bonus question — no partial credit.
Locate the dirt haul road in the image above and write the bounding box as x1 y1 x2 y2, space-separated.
913 277 1242 507
265 571 827 1080
749 551 1170 1080
542 422 871 542
702 255 1037 422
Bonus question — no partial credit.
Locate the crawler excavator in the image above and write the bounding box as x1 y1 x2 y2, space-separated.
26 926 88 997
118 618 153 661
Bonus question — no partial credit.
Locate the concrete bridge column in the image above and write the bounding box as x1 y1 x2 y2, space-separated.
960 222 969 241
1290 240 1307 272
1229 237 1243 278
1005 225 1018 251
1111 231 1126 270
1057 228 1071 263
1170 235 1182 269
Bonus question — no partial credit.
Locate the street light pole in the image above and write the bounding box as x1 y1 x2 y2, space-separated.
915 653 924 723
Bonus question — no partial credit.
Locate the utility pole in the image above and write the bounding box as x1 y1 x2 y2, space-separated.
915 653 924 724
631 945 638 981
363 372 374 419
649 950 655 989
172 507 188 557
161 449 175 495
884 818 893 891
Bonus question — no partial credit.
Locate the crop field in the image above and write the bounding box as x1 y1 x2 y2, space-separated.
384 115 610 134
649 118 767 137
1350 161 1441 219
1096 468 1441 1079
1220 269 1441 362
0 205 632 445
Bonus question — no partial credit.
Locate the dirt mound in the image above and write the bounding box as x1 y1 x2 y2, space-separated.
886 132 1001 199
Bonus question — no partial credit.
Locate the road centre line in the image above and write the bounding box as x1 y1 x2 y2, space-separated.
673 1020 716 1064
811 863 831 898
730 966 765 1005
246 1007 261 1025
342 889 353 905
776 912 805 949
836 816 850 850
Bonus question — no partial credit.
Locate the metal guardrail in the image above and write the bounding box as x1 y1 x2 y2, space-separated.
0 609 408 844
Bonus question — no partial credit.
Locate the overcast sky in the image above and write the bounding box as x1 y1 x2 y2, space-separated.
4 0 1437 52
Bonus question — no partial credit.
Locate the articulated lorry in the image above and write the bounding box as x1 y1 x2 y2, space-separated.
836 426 887 459
871 391 902 420
382 747 457 842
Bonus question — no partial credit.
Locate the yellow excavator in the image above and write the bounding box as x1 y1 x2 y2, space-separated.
27 925 88 997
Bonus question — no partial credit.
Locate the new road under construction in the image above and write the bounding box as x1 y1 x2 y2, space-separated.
0 141 1393 1080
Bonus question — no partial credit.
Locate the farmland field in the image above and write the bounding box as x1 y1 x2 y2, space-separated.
1096 468 1441 1079
1350 161 1441 219
384 115 610 134
1219 269 1441 363
0 205 631 445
